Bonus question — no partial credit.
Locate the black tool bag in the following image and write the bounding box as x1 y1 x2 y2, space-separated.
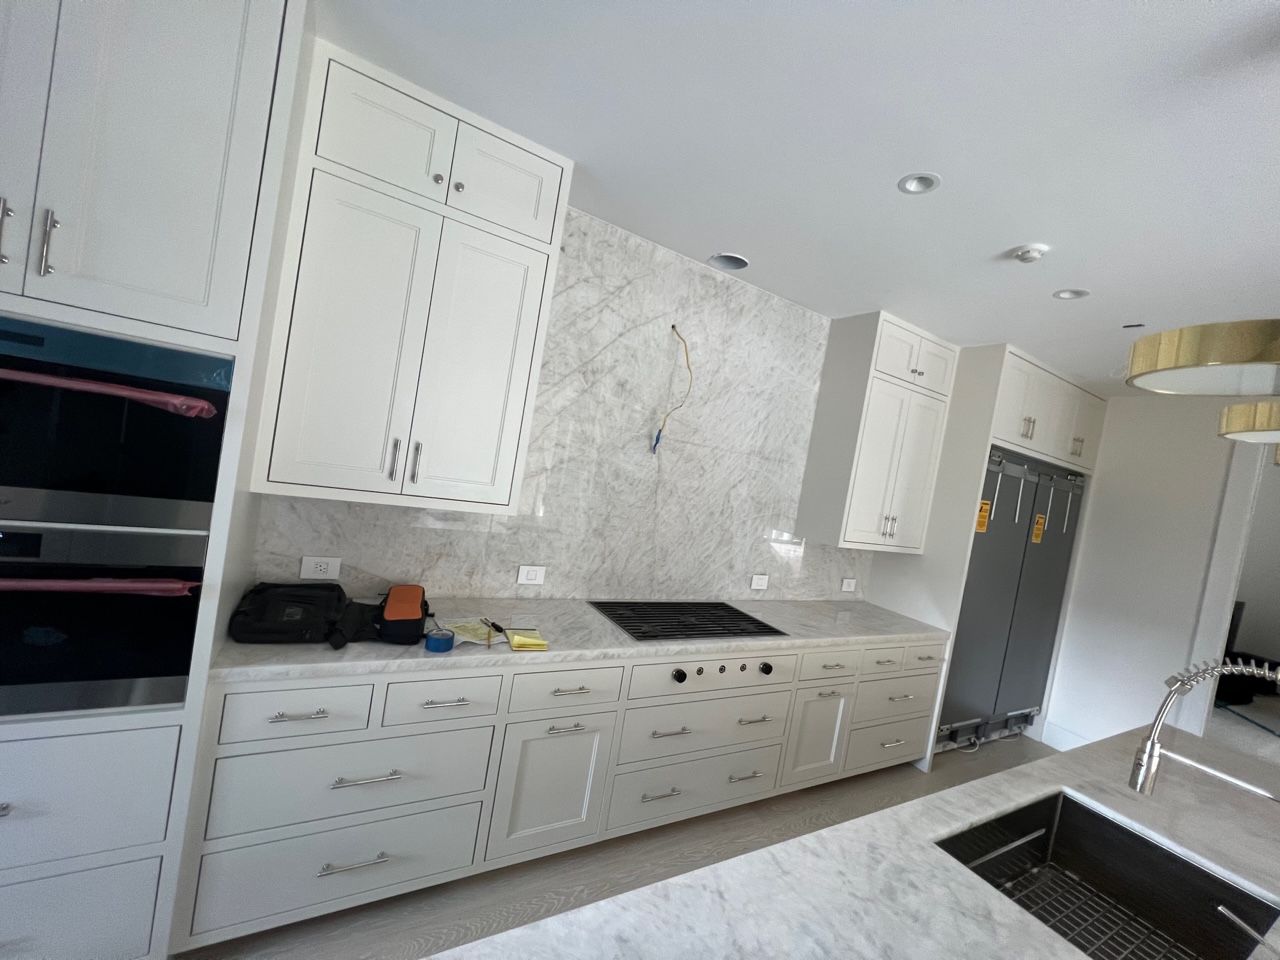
229 583 350 649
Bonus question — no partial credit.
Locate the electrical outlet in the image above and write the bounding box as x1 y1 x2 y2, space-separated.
300 556 341 580
841 577 858 593
517 564 546 585
750 574 769 590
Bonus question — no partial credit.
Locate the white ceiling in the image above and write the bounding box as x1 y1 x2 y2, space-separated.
314 1 1280 395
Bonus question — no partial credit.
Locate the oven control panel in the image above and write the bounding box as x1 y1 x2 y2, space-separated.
628 655 797 700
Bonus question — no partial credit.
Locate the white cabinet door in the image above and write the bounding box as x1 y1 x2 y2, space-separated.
886 391 946 550
0 1 56 296
24 0 281 338
269 173 442 492
780 684 854 786
992 353 1035 446
317 60 458 205
914 337 957 396
842 378 909 545
448 123 563 242
1023 372 1075 461
1068 391 1106 469
403 221 547 505
487 712 616 861
873 319 919 384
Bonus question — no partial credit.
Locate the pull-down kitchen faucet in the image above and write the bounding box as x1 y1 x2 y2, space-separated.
1130 658 1280 803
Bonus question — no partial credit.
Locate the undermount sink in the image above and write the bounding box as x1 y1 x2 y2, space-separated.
937 792 1279 960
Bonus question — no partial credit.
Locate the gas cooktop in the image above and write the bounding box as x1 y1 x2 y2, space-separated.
588 601 786 642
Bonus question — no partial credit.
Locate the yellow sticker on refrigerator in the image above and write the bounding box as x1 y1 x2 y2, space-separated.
975 500 991 533
1032 513 1047 543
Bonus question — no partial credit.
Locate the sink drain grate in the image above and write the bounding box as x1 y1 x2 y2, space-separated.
1004 862 1199 960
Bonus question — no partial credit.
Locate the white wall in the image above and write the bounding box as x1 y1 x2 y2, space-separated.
1234 459 1280 662
1040 395 1237 749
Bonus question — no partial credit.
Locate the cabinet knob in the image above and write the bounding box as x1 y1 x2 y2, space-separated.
432 173 445 184
453 181 466 193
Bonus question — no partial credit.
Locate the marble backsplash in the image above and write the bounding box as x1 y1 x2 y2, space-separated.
254 209 872 600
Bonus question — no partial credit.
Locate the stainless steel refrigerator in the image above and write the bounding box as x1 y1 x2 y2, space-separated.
940 447 1086 740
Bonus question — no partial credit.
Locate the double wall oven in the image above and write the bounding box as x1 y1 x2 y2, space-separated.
0 315 231 716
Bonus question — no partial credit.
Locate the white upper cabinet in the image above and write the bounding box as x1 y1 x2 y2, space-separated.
915 337 957 395
317 61 458 205
23 0 281 339
873 316 956 396
1067 390 1107 470
0 1 56 297
447 124 564 243
404 221 547 505
268 173 442 492
885 390 947 550
992 351 1105 471
842 378 909 544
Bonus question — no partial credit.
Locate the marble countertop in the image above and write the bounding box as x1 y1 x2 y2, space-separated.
209 598 947 682
432 729 1280 960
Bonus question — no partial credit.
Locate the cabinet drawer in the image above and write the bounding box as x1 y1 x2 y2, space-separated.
383 675 502 726
219 685 373 744
508 667 623 713
317 60 458 204
0 727 177 870
618 690 792 764
851 673 939 724
905 643 946 669
206 726 492 839
193 802 480 934
845 716 931 771
629 655 795 698
607 744 781 831
862 646 906 675
0 858 161 960
798 650 861 681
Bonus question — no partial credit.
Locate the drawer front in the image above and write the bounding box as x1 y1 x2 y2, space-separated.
607 744 781 830
629 655 796 699
508 667 623 713
206 726 493 839
193 802 480 935
798 650 861 681
219 685 373 744
316 60 458 203
845 716 932 771
383 675 502 726
0 857 161 960
861 646 906 675
0 727 177 871
851 673 939 724
618 690 792 763
905 643 946 670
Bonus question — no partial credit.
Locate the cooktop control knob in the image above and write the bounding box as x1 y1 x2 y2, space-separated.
759 661 774 675
672 668 688 683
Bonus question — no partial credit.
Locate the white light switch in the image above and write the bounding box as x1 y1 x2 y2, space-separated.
750 574 769 590
300 556 341 580
841 578 858 593
518 565 546 585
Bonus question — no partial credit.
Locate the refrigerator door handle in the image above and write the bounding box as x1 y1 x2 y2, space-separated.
990 471 1003 520
1044 486 1055 533
1014 476 1026 524
1063 489 1073 533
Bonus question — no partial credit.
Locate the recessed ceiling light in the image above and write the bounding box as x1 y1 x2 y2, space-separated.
1122 323 1146 329
708 252 749 271
897 173 941 195
1053 288 1091 300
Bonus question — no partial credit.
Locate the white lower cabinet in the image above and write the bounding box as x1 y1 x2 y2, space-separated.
617 690 793 764
192 802 481 934
607 744 781 830
486 711 617 861
845 716 932 772
851 673 940 724
780 683 855 785
0 857 161 960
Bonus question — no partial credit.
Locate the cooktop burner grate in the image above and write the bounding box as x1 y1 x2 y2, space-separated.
588 601 785 642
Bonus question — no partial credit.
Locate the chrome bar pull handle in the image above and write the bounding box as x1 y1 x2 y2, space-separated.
37 209 58 276
728 771 764 783
880 739 908 748
875 658 897 665
331 769 402 790
268 707 329 723
816 690 842 699
650 726 692 739
889 515 899 538
0 197 11 264
547 722 586 735
916 655 938 662
0 802 10 817
888 694 916 702
388 438 401 480
881 515 890 537
821 663 845 670
409 441 423 484
737 715 775 725
316 851 390 878
551 685 592 696
640 787 682 803
1028 416 1037 439
421 697 470 709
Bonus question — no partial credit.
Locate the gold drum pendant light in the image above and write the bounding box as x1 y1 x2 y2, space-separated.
1126 318 1280 395
1219 400 1280 444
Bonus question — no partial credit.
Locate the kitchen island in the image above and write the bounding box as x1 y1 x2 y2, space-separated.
432 728 1280 960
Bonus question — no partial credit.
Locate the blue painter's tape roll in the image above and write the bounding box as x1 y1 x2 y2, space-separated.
425 628 455 653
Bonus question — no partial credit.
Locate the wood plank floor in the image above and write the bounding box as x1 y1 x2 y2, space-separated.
180 737 1054 960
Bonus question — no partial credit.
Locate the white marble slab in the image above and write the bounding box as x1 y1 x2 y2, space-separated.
209 599 946 681
431 730 1280 960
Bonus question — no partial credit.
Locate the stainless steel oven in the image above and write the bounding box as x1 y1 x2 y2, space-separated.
0 315 231 716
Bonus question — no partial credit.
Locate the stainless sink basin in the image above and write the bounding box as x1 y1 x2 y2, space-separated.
936 792 1279 960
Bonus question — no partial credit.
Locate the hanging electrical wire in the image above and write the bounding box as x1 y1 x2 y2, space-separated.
652 324 693 454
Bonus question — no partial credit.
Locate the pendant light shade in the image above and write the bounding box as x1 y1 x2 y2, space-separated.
1219 400 1280 443
1126 318 1280 395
